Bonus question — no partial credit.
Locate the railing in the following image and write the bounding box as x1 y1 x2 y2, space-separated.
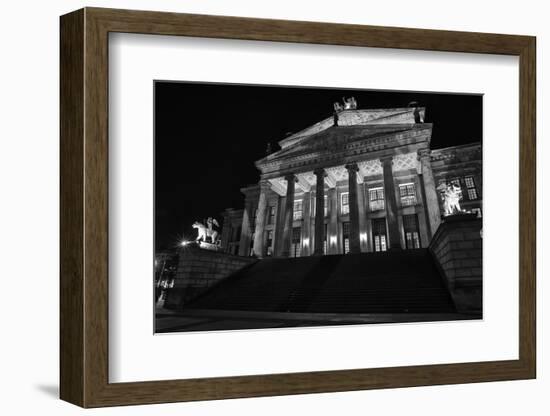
401 196 417 207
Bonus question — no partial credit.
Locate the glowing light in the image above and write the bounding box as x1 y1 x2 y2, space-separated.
303 238 310 247
329 236 337 246
180 240 190 246
360 232 368 243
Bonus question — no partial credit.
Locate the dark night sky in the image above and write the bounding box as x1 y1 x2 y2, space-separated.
155 82 482 251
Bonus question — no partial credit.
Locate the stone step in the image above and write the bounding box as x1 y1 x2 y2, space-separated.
184 249 455 314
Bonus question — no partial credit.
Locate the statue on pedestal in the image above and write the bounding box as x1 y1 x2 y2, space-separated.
192 217 220 244
343 96 357 110
333 97 358 112
438 182 464 216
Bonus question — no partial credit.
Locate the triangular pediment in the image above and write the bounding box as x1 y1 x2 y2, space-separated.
278 107 425 149
262 124 416 163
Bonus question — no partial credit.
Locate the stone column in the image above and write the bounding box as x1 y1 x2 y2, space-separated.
252 180 270 258
345 163 361 253
414 174 431 248
417 149 441 238
357 182 368 252
273 196 286 256
238 201 253 256
381 156 402 250
220 211 230 252
302 191 312 256
328 187 338 254
313 168 326 255
280 174 296 257
365 205 373 252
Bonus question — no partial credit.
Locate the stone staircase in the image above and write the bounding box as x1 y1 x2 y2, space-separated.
183 249 456 314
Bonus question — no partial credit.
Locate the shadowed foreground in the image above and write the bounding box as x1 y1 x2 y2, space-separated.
156 249 481 333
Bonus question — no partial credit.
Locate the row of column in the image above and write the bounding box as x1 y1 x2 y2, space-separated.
249 151 440 258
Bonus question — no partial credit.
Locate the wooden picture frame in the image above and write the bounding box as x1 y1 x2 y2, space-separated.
60 7 536 408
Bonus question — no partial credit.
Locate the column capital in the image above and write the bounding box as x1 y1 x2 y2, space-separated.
313 167 327 177
284 173 298 183
379 155 394 165
345 163 359 173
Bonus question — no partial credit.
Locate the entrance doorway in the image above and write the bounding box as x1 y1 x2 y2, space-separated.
372 218 388 252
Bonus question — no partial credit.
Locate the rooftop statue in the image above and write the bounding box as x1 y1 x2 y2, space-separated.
343 96 358 110
438 182 464 216
333 97 358 112
192 217 220 244
408 101 425 123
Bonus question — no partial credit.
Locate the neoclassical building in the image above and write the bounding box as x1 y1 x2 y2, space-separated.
220 103 482 258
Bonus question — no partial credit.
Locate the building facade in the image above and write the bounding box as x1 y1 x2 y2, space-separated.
220 104 482 258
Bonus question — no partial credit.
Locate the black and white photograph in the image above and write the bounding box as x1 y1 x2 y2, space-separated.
154 82 483 333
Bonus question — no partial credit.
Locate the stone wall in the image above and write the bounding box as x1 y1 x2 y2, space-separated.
164 243 256 309
429 213 482 313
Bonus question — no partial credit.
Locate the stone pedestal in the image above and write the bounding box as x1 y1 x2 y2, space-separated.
164 243 257 309
429 213 482 313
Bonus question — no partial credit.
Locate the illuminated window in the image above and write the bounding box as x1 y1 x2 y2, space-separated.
341 192 349 215
399 183 417 206
291 227 302 257
342 222 351 254
465 176 478 200
293 200 303 220
372 218 387 252
267 206 276 224
369 187 385 211
403 214 421 249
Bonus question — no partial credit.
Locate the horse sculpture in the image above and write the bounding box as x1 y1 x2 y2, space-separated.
192 217 220 244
